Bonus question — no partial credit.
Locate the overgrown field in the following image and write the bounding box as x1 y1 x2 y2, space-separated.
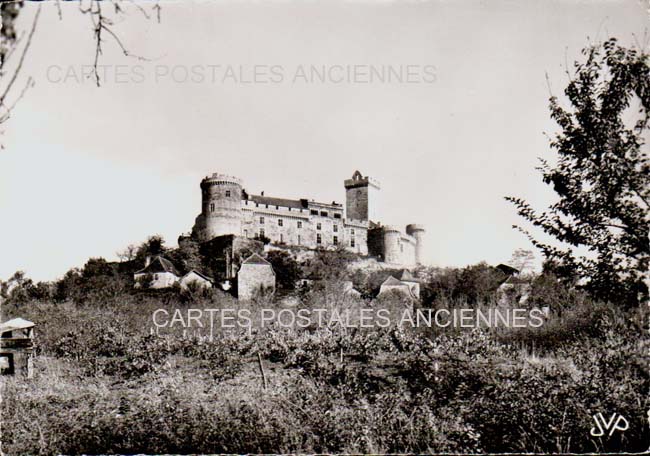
1 291 648 455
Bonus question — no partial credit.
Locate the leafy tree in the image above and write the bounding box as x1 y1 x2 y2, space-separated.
506 38 650 307
135 235 166 263
508 249 536 275
266 250 302 290
454 262 507 305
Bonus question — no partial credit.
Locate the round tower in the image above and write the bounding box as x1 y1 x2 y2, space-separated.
383 225 402 264
193 173 243 241
406 224 426 265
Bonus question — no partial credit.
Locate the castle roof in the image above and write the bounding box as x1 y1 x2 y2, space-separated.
242 253 271 266
247 194 307 210
135 256 179 276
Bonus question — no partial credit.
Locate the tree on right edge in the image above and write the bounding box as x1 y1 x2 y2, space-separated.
506 38 649 307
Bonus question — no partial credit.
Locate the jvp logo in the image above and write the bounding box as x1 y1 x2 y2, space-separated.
590 412 629 437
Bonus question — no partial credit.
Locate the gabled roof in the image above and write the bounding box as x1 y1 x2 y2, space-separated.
183 270 213 282
496 263 519 276
0 317 35 334
381 276 404 287
242 253 271 265
135 256 180 276
399 270 418 282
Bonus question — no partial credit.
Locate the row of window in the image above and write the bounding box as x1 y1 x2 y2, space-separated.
309 210 343 219
255 229 355 247
258 217 354 234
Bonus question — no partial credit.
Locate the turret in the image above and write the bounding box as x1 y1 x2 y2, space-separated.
192 173 243 241
382 225 402 264
406 224 426 265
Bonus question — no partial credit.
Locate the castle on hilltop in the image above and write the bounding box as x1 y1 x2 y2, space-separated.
189 170 425 266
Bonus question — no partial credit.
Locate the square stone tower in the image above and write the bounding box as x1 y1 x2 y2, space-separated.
344 171 380 222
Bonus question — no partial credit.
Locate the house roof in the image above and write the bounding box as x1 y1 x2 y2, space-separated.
399 270 418 282
135 256 180 276
0 317 35 334
247 194 308 210
381 276 404 287
183 270 213 282
496 263 519 276
242 253 271 265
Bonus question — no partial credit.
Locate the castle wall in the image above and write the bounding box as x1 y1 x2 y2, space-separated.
241 199 367 252
190 171 421 266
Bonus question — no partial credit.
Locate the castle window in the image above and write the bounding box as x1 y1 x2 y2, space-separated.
317 223 322 230
278 219 283 227
317 233 322 244
334 213 341 219
351 229 355 235
310 209 318 215
244 229 248 238
210 203 215 212
280 234 284 243
320 211 328 217
276 205 279 210
260 228 265 237
256 203 259 207
297 221 302 228
298 235 301 245
351 238 355 248
333 225 338 232
260 216 265 224
265 204 269 208
225 190 231 197
333 236 338 245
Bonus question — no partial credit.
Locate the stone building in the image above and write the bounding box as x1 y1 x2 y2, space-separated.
190 170 426 266
133 256 180 288
180 270 213 290
378 270 421 300
238 253 276 300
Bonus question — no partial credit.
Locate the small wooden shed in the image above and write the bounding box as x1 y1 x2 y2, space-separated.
0 317 35 378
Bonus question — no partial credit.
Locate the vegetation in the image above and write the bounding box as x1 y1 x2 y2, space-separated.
1 244 647 454
507 38 650 307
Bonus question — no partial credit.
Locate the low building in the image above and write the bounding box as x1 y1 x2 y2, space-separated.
378 272 420 300
342 280 362 299
238 253 276 300
397 269 421 298
180 270 213 290
497 275 532 306
0 317 35 378
133 256 180 289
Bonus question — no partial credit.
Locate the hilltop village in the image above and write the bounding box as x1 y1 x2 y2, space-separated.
134 171 430 300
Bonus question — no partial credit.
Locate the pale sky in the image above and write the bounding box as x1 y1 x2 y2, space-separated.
0 0 648 281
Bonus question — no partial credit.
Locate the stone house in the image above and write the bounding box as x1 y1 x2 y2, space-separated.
378 273 420 300
180 270 213 290
133 256 180 289
237 253 276 300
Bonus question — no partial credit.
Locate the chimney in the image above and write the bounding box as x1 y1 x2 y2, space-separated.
145 255 152 267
